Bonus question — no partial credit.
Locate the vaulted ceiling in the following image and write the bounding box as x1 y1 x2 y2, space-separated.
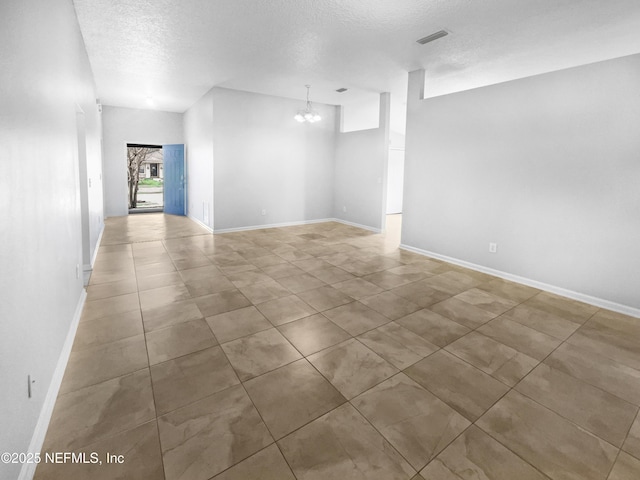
74 0 640 127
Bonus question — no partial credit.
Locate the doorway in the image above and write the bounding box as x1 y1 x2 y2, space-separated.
127 144 164 213
385 146 405 239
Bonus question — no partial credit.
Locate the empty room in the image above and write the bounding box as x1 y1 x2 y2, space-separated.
2 1 640 479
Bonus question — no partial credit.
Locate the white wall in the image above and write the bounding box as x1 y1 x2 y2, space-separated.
403 55 640 312
334 93 391 231
102 106 184 217
341 95 380 132
386 148 405 214
210 88 336 231
0 0 103 478
184 90 214 229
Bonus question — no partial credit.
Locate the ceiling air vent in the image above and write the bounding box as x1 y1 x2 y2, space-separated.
336 88 348 93
416 30 448 45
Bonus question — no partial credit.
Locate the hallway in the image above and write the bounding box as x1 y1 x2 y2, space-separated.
36 214 640 480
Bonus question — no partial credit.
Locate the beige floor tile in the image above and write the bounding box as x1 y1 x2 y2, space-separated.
276 248 313 262
278 403 415 480
89 269 137 286
524 291 599 324
45 215 638 480
308 266 356 284
545 343 640 406
278 314 351 356
363 270 419 289
261 263 306 279
137 271 185 292
183 275 236 298
142 298 204 332
430 297 498 329
139 284 192 310
135 261 177 278
516 364 638 447
244 359 346 439
477 390 618 480
308 339 398 399
150 346 239 415
42 369 155 452
292 257 332 272
86 278 138 301
476 278 540 303
206 305 271 343
158 384 273 480
256 294 316 326
211 444 295 480
146 318 217 365
36 421 164 480
240 279 292 304
420 425 549 480
477 316 562 360
360 291 421 320
446 331 538 386
405 350 509 421
209 252 253 268
228 269 273 288
173 255 212 271
191 289 249 318
421 271 478 296
236 246 272 259
323 301 390 336
567 310 640 371
298 285 354 311
81 292 140 322
352 374 470 470
60 334 148 394
276 273 326 293
178 265 224 282
501 304 581 340
221 328 302 381
396 309 471 347
250 254 289 268
390 280 451 308
453 288 518 315
623 412 640 460
73 309 143 351
357 322 438 369
608 452 640 480
332 277 384 299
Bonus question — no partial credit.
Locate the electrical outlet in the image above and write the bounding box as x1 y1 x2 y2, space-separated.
489 243 498 254
261 209 267 216
76 264 80 278
342 206 347 213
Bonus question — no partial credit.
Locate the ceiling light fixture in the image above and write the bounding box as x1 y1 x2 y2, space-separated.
416 30 449 45
294 85 321 123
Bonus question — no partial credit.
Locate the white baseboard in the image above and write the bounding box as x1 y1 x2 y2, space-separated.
187 214 214 233
18 290 87 480
400 244 640 319
213 218 335 234
330 218 381 233
90 224 105 268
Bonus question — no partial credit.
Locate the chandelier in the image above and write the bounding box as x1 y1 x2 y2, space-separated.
294 85 321 123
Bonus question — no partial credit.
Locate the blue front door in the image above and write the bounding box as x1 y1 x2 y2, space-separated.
163 144 185 215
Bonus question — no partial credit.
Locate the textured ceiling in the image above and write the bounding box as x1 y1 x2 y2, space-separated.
74 0 640 125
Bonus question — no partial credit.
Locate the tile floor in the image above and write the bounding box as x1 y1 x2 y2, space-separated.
35 213 640 480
